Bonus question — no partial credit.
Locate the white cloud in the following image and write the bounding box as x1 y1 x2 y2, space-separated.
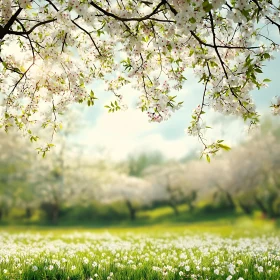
79 108 153 160
78 101 204 160
71 57 280 161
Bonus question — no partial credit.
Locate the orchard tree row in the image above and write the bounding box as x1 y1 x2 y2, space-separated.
0 120 280 224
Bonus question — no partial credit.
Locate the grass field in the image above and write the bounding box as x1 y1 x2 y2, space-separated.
0 218 280 280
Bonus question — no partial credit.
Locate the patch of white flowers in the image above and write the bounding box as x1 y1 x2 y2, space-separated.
0 231 279 279
0 0 280 156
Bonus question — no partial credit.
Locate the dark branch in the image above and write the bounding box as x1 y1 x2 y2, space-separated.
16 19 35 60
0 8 22 40
208 11 249 113
7 18 56 36
71 21 102 56
190 31 260 50
90 0 169 22
46 0 59 11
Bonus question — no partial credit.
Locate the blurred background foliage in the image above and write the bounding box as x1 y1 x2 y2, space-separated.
0 116 280 227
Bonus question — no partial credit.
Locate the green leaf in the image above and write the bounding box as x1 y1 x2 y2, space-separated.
202 0 213 13
210 61 218 67
206 154 210 163
263 78 271 83
167 44 172 52
97 29 104 37
218 143 231 151
240 9 250 20
2 62 8 69
13 67 21 73
189 17 196 24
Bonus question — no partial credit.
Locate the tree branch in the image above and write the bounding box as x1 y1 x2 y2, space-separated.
0 8 22 40
90 0 169 22
71 21 102 57
7 19 56 36
208 11 249 113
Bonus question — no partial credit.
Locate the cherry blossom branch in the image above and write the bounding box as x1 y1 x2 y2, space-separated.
208 11 249 114
61 33 68 54
46 0 59 12
190 31 260 50
71 21 102 57
90 0 171 22
7 18 57 36
15 19 35 60
251 0 280 33
0 8 22 39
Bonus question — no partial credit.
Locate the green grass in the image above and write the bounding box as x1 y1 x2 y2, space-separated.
1 206 280 279
0 218 280 280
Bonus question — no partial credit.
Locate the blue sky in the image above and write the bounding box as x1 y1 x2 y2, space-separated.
70 52 280 161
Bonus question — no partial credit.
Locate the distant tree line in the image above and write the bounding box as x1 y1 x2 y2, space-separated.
0 120 280 225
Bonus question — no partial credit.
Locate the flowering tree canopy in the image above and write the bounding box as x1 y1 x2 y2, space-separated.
1 0 280 159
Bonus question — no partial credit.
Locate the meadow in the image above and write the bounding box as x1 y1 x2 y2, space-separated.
0 219 280 280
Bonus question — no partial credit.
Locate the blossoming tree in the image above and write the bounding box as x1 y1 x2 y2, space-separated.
1 0 280 159
102 173 152 221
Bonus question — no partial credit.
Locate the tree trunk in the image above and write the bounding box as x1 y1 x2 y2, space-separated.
267 194 277 218
186 201 194 212
52 204 59 224
255 196 268 216
3 207 9 218
225 191 235 209
239 201 252 215
186 190 196 213
25 207 32 219
169 200 179 216
41 202 60 224
125 199 136 221
215 185 235 210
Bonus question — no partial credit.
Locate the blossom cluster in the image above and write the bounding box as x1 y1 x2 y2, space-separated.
0 0 279 153
271 96 280 115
